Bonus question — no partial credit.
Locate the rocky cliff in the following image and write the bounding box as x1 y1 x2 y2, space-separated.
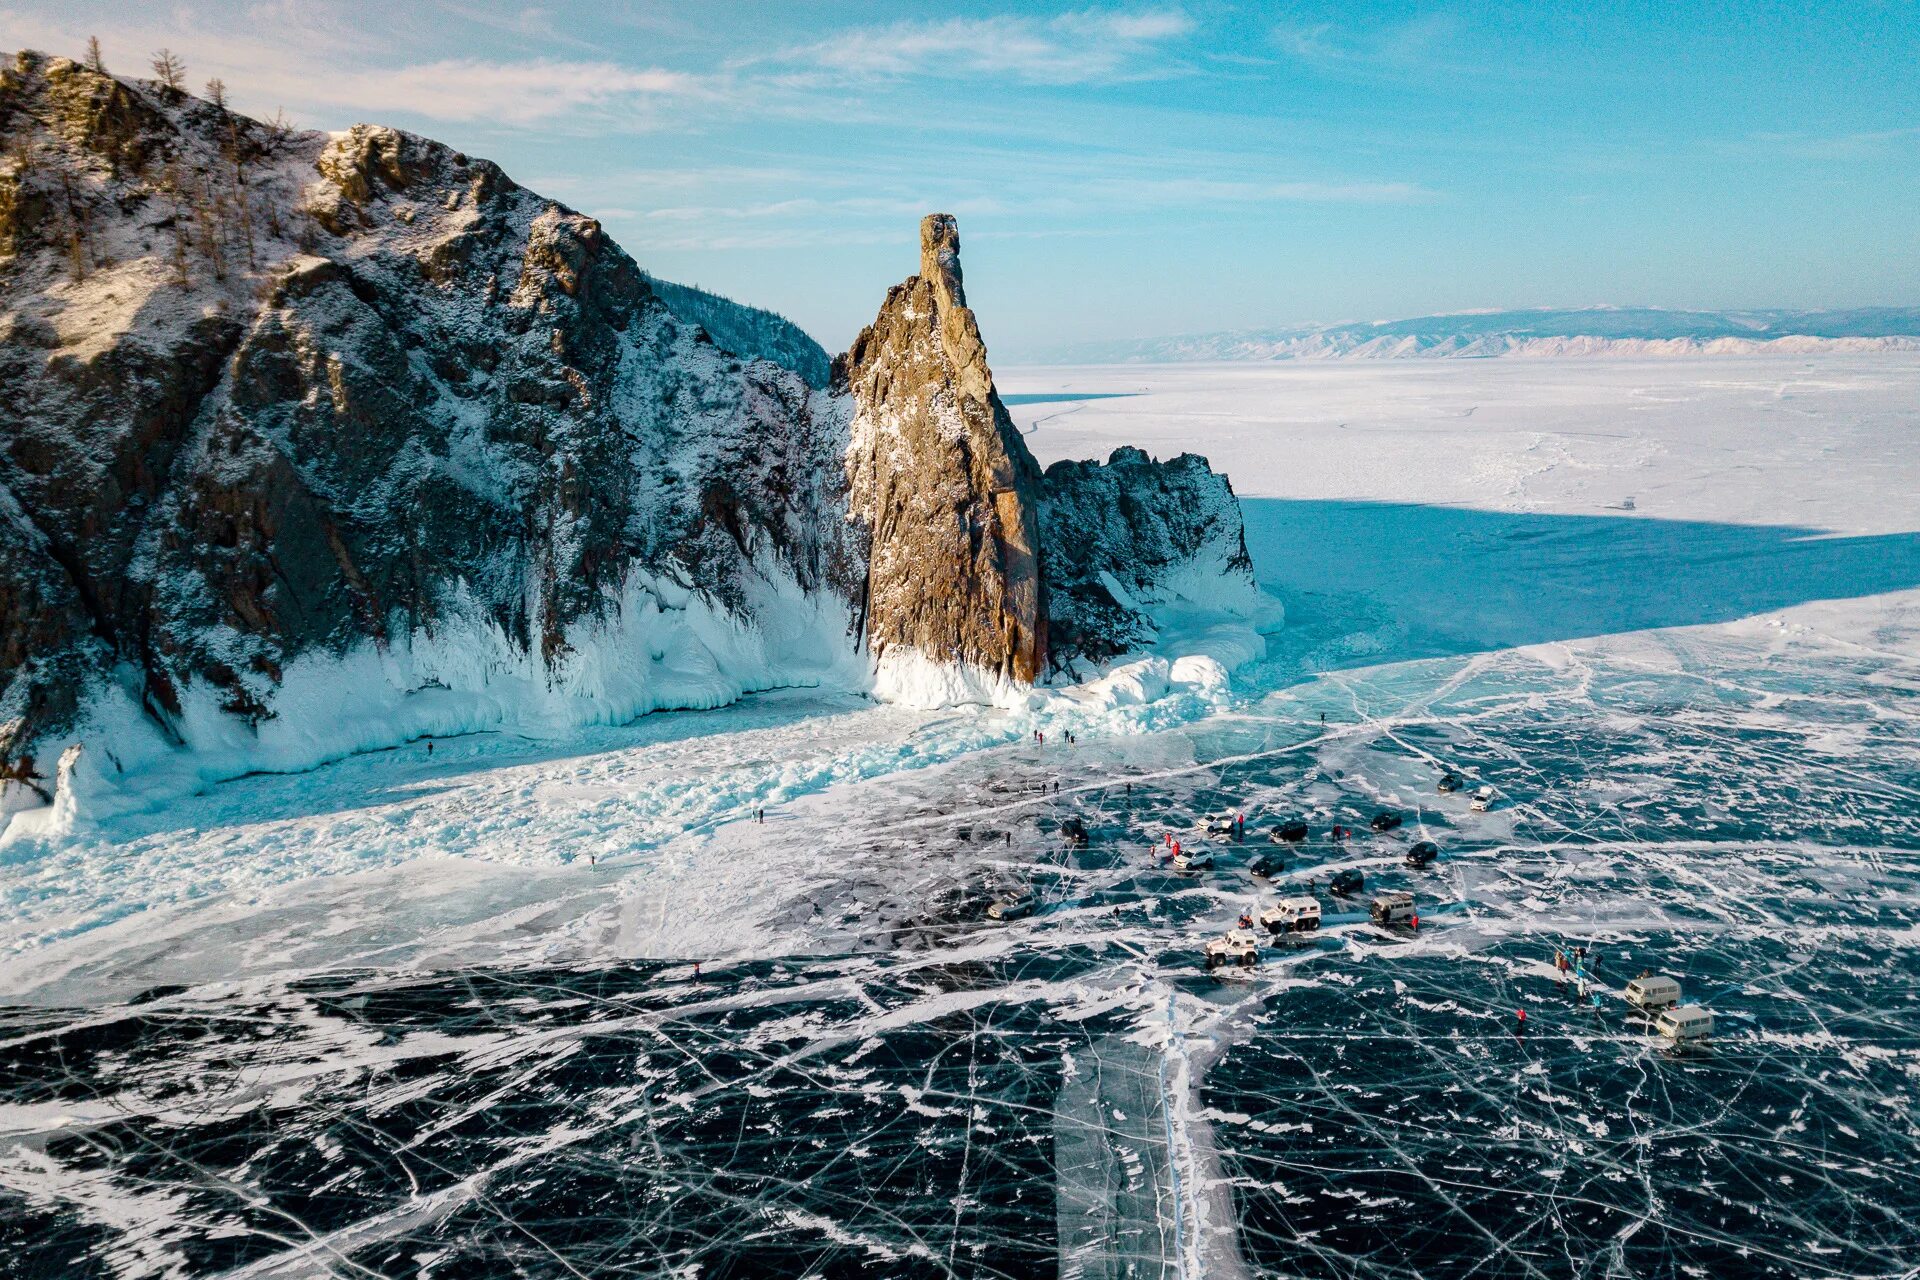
840 214 1047 698
1039 447 1263 665
0 52 1269 829
0 51 858 819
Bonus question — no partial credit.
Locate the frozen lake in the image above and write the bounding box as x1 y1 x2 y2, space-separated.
4 356 1918 1277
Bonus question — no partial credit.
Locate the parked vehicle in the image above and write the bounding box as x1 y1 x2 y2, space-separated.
1370 811 1403 833
1204 813 1238 836
1173 846 1215 873
1405 841 1439 868
1259 897 1322 934
1655 1005 1714 1044
1470 786 1495 813
1204 928 1262 970
987 889 1035 921
1328 868 1365 896
1059 816 1090 848
1247 853 1285 879
1437 773 1463 794
1369 891 1417 925
1625 974 1682 1010
1271 820 1310 844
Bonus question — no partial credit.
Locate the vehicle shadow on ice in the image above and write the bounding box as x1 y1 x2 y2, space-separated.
1241 497 1920 663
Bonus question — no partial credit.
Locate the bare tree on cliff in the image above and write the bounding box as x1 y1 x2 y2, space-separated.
84 36 106 75
150 49 185 97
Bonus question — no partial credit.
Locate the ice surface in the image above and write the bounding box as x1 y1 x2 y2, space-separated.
3 355 1918 1277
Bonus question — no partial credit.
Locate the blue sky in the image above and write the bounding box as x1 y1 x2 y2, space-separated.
5 1 1916 357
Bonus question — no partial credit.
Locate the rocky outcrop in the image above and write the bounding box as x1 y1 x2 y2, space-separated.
1039 448 1261 664
1 53 1267 827
0 54 857 816
840 214 1047 688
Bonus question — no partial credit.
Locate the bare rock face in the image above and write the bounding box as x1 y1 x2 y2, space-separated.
839 214 1047 685
1039 447 1260 664
0 53 854 809
1 55 1266 823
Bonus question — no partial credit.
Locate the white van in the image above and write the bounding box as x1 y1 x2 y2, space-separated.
1369 891 1417 926
1260 897 1322 934
1624 974 1682 1010
1654 1005 1714 1044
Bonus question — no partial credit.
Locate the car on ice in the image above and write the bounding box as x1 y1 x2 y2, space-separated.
1270 820 1310 844
1204 928 1262 970
1369 891 1417 926
1247 852 1286 879
986 889 1036 921
1654 1005 1714 1044
1204 813 1240 837
1059 816 1090 847
1470 785 1495 812
1405 841 1439 868
1624 974 1682 1011
1437 773 1463 794
1328 868 1365 896
1259 897 1322 934
1370 811 1403 833
1172 846 1215 873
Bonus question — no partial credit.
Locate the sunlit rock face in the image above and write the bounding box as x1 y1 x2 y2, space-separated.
838 213 1049 687
0 53 1257 816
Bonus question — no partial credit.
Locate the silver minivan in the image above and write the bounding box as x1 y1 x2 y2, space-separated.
1624 974 1681 1010
1654 1005 1714 1043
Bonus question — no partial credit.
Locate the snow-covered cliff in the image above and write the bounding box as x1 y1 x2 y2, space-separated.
0 53 1269 833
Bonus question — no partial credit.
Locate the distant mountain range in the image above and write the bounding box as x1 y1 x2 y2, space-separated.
1031 306 1920 364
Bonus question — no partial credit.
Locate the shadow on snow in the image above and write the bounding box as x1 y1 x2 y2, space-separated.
1241 497 1920 665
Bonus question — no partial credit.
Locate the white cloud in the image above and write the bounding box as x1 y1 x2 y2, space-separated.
1106 177 1435 205
774 8 1196 85
0 10 731 130
1269 13 1490 80
320 59 721 127
1738 126 1920 161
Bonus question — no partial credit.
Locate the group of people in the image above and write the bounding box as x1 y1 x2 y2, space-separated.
1555 946 1608 1007
1554 945 1602 978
